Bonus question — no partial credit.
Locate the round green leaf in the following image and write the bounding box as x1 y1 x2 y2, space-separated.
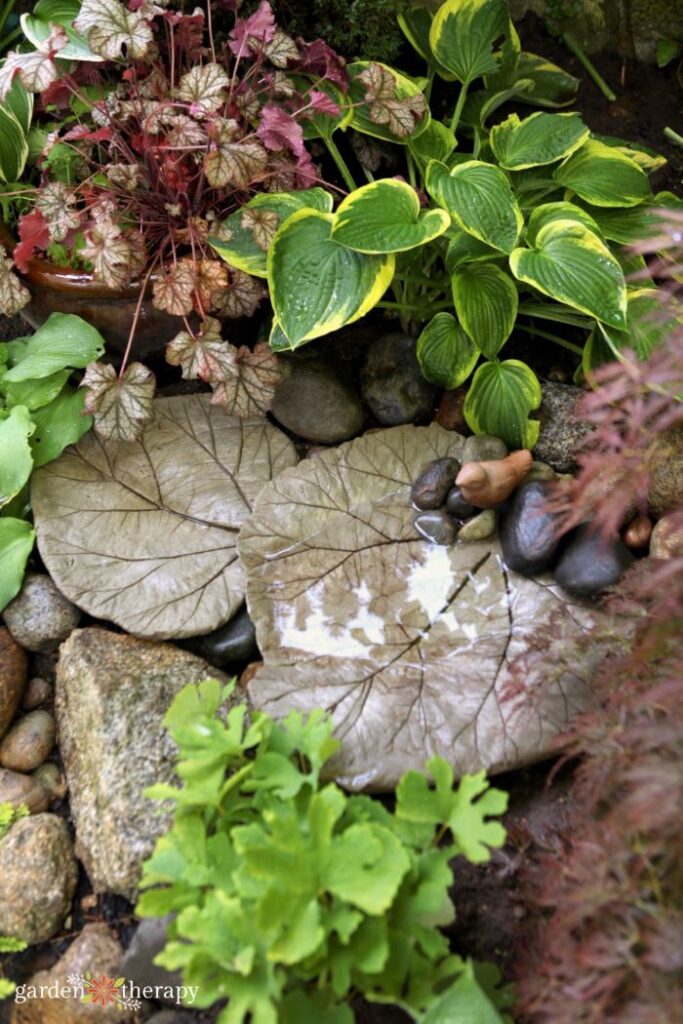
210 188 334 278
510 220 627 331
510 52 580 109
397 5 457 80
4 313 106 382
0 518 35 613
4 369 70 412
408 119 457 163
332 179 449 254
268 210 395 347
30 386 92 468
0 405 35 509
490 111 589 170
553 138 652 208
525 201 601 246
451 263 518 358
427 159 523 254
464 359 541 449
348 61 430 144
429 0 508 84
416 312 480 388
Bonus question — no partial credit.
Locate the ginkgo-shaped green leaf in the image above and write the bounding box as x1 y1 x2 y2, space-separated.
268 210 395 347
427 159 523 254
464 358 541 448
210 188 333 278
490 111 589 169
510 220 627 330
397 759 507 863
416 313 480 389
0 518 35 612
331 179 449 254
429 0 508 84
553 138 652 207
451 263 518 358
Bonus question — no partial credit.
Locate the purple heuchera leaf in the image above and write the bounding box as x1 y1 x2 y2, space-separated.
308 90 341 117
257 104 306 157
297 38 348 88
229 0 276 56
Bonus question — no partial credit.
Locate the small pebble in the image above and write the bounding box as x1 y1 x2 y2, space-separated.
412 457 460 510
458 509 497 542
0 767 50 813
649 514 683 559
414 510 458 546
0 710 56 772
500 481 562 576
446 486 478 519
192 605 258 668
2 573 81 653
0 627 28 740
553 523 635 601
462 434 508 463
623 513 652 550
22 676 52 710
32 762 68 801
435 388 467 431
239 661 263 688
525 461 557 482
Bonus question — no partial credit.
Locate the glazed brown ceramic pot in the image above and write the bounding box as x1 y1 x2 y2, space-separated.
1 223 181 358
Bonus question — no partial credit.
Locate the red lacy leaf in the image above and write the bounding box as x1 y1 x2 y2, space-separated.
296 38 348 89
228 0 275 57
13 209 51 272
63 123 114 143
308 90 341 117
257 103 305 157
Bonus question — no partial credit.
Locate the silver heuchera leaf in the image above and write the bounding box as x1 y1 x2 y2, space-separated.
31 395 297 640
238 424 623 791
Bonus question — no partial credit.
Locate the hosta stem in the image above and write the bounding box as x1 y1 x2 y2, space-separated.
563 33 616 101
664 126 683 149
449 80 469 134
325 136 357 193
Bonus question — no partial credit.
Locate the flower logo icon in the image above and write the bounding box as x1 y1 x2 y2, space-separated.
81 972 126 1009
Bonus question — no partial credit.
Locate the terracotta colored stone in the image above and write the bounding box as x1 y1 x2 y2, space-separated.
0 627 28 740
0 710 56 772
650 513 683 560
456 450 534 508
239 661 263 688
623 513 653 550
435 388 467 432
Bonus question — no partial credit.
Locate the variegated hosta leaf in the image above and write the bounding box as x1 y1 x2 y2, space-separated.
0 255 30 315
35 182 81 242
31 395 298 639
238 424 620 791
74 0 154 60
218 269 266 319
356 63 427 139
211 343 282 417
152 260 195 316
204 125 269 189
176 63 231 114
81 220 146 289
81 361 156 442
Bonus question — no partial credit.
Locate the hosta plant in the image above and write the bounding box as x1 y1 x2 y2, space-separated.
137 678 513 1024
0 312 103 610
0 0 351 435
211 0 682 448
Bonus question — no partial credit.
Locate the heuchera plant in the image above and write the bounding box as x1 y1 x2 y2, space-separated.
0 312 103 609
138 679 513 1024
0 0 350 435
211 0 683 448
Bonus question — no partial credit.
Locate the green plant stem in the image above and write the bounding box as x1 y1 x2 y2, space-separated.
449 80 469 134
562 32 616 101
664 126 683 149
523 322 583 355
377 300 453 314
324 135 357 192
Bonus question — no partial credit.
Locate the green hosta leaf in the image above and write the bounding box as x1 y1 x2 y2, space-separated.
268 210 394 347
348 61 430 143
445 230 500 272
0 517 35 611
0 405 34 508
429 0 508 84
331 179 449 254
210 188 334 278
597 288 680 365
592 133 667 173
3 77 33 134
554 138 652 208
0 106 29 183
490 111 589 170
30 386 92 468
510 220 627 330
587 191 683 245
451 263 518 358
484 20 521 90
397 759 507 863
409 119 457 163
3 369 70 411
512 52 580 108
398 5 457 79
423 961 508 1024
416 313 480 388
20 8 101 63
292 76 352 142
525 201 601 245
464 359 541 448
3 313 106 382
427 159 523 254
